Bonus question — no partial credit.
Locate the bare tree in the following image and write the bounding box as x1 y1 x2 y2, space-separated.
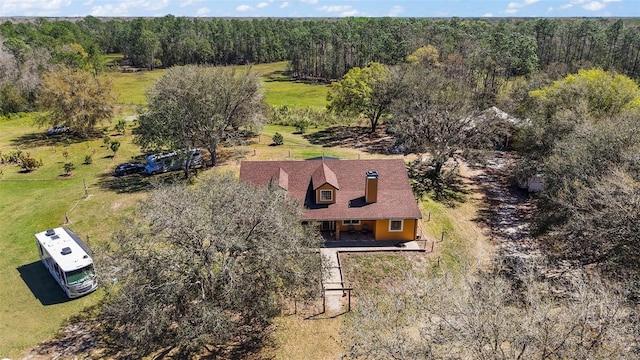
390 67 504 177
97 173 323 358
344 266 637 360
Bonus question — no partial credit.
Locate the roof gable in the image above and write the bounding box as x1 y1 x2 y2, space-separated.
270 167 288 190
311 163 339 190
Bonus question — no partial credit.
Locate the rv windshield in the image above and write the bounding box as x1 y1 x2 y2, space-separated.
65 265 95 284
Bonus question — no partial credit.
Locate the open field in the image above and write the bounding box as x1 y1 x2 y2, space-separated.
109 60 329 109
0 62 485 359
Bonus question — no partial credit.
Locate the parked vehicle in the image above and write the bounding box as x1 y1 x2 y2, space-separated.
35 227 98 298
114 162 146 176
145 148 203 175
46 125 70 135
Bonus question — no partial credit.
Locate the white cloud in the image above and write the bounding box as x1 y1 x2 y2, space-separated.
91 4 127 16
195 7 210 15
388 5 403 17
483 12 494 17
318 5 359 16
1 0 71 15
559 3 573 9
280 2 290 8
603 0 621 2
236 4 253 11
257 2 269 8
583 1 605 10
83 0 93 6
179 0 204 7
300 0 318 4
505 0 539 14
90 0 170 16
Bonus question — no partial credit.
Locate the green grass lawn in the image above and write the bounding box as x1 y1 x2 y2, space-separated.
0 115 149 357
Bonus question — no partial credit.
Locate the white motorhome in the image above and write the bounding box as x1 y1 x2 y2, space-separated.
35 227 98 298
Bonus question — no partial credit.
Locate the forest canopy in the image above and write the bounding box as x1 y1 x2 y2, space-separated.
1 17 640 116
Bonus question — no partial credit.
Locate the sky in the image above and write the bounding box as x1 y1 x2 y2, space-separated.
0 0 638 18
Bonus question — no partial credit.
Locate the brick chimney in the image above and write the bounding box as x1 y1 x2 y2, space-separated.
365 170 378 203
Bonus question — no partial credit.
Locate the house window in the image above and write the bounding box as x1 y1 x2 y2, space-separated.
389 220 403 232
342 220 360 225
319 189 333 202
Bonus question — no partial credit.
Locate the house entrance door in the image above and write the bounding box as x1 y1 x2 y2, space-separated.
320 221 335 231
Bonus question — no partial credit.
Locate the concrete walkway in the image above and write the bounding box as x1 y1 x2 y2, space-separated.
320 241 424 312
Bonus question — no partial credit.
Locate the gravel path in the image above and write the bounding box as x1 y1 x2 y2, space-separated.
473 153 543 266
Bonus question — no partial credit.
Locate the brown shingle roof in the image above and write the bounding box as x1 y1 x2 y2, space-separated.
271 167 288 190
240 159 422 221
311 162 339 190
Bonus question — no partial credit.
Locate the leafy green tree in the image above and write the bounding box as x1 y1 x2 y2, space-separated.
98 173 323 358
327 62 400 132
406 44 440 67
35 66 116 137
55 42 88 68
136 65 266 170
529 68 640 120
272 132 284 145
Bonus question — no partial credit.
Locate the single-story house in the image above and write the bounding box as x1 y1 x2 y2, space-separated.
239 158 422 241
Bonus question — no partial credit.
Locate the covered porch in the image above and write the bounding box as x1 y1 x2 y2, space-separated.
317 218 420 242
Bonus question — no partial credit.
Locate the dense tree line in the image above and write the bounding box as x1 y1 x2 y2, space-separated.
1 16 640 115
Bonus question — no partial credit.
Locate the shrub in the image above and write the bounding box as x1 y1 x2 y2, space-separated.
63 162 75 175
84 154 93 164
294 118 310 133
114 119 126 135
19 155 42 172
272 132 284 146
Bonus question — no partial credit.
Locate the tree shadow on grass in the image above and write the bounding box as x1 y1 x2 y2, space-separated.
10 132 96 149
97 170 197 194
427 176 470 207
96 173 155 193
303 126 394 155
408 160 470 207
17 261 71 305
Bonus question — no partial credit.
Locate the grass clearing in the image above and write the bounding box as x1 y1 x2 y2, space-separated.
108 61 328 109
268 315 343 359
